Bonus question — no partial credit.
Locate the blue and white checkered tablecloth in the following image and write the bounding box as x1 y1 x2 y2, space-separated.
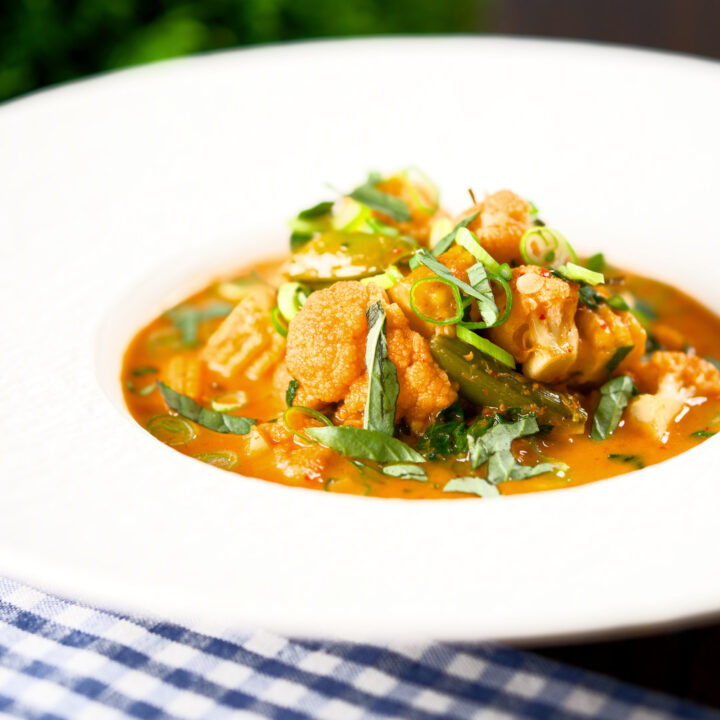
0 578 715 720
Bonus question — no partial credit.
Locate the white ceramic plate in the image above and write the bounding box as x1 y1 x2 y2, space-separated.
2 37 720 643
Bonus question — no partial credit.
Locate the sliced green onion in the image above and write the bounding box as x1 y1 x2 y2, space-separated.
193 450 238 470
277 282 308 322
520 227 578 268
282 405 333 444
271 306 289 337
211 391 249 413
332 197 371 231
428 218 454 249
456 326 516 368
586 252 605 273
458 273 513 330
414 249 494 305
409 277 464 326
402 166 440 215
364 217 400 236
428 211 480 258
556 262 605 286
454 227 502 274
147 414 196 446
360 265 403 289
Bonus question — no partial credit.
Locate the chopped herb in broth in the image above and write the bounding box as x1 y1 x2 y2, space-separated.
122 170 720 499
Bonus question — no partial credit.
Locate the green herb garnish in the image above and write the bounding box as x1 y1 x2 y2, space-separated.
608 453 645 469
349 173 411 222
306 426 424 463
578 285 605 310
131 366 159 376
382 463 427 481
606 345 634 375
297 201 334 220
691 430 716 438
363 302 399 435
157 382 257 435
286 379 299 407
606 295 630 311
290 231 314 252
444 476 500 498
591 375 637 441
165 302 233 347
586 253 605 273
429 211 480 258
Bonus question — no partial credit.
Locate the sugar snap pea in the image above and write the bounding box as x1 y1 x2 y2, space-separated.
430 335 587 432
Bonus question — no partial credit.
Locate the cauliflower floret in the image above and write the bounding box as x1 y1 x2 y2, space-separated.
628 352 720 441
202 286 285 379
253 421 335 484
570 305 646 386
457 190 531 264
286 281 457 432
286 282 369 404
488 265 579 383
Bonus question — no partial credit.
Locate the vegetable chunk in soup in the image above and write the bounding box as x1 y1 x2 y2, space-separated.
122 171 720 498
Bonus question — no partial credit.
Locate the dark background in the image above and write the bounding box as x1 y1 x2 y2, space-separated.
3 0 720 708
2 0 720 104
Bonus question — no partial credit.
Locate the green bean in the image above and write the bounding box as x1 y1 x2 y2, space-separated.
429 335 588 432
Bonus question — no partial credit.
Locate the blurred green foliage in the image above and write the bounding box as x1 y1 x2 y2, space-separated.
0 0 485 103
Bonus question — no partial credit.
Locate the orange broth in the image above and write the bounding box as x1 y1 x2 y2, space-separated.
122 258 720 499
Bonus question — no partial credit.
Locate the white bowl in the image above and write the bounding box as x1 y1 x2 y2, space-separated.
2 37 720 642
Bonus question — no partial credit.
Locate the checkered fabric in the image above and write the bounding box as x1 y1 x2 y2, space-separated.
0 578 715 720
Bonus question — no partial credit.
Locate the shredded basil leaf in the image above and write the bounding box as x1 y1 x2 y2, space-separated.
578 285 605 310
349 174 411 222
691 430 716 438
290 231 314 252
606 294 630 311
606 345 634 375
363 302 399 435
297 201 334 220
158 382 257 435
382 463 427 481
468 414 541 484
608 453 645 469
165 302 233 347
430 211 480 257
415 249 492 305
586 253 605 273
509 462 558 480
444 476 500 498
306 426 424 463
467 262 499 326
286 378 299 407
591 375 637 441
131 365 159 376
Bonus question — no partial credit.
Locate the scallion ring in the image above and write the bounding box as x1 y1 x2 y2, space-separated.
409 276 464 326
277 282 309 322
458 273 513 330
282 405 333 444
456 326 516 368
520 227 578 268
271 306 288 337
193 450 238 470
